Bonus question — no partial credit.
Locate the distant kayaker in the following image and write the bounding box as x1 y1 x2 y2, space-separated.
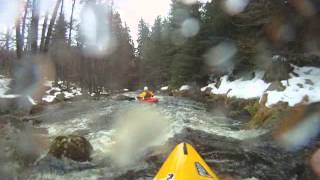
137 86 154 100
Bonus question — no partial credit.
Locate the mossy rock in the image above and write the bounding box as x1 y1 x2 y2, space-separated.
55 93 66 102
48 135 93 162
246 107 273 129
244 101 260 117
246 102 289 129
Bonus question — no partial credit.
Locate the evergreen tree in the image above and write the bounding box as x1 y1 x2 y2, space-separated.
168 0 203 87
137 19 150 58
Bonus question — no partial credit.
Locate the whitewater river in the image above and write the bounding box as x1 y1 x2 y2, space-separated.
26 93 312 180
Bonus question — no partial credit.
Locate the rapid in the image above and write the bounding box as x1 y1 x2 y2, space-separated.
25 94 310 180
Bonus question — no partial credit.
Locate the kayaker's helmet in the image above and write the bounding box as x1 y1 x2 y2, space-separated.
144 86 148 91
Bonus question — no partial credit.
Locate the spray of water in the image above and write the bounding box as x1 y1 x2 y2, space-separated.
109 104 170 167
204 42 237 73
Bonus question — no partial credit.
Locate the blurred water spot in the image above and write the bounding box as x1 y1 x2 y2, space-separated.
266 20 295 43
278 24 295 42
204 42 237 72
179 0 197 5
223 0 249 15
277 114 320 151
181 18 200 38
13 55 55 102
0 0 19 26
110 105 170 167
80 4 114 57
174 8 189 24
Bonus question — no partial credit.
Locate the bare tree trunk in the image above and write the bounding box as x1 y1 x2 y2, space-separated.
30 0 40 54
68 0 76 46
16 17 23 59
60 0 64 16
40 11 49 51
43 0 62 52
21 0 30 51
5 29 10 51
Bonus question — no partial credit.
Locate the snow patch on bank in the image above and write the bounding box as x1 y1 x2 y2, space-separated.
42 81 82 103
0 76 37 105
204 66 320 107
180 85 191 91
0 75 11 96
266 66 320 106
161 86 169 91
210 71 269 99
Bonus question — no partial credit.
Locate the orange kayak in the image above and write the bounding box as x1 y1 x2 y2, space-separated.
142 97 159 103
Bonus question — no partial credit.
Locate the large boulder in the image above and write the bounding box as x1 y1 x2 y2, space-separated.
48 135 93 162
263 56 293 82
266 81 286 91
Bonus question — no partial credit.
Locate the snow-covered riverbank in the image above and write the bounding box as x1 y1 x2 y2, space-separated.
202 65 320 107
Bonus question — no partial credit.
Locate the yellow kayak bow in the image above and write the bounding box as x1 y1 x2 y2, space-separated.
154 143 220 180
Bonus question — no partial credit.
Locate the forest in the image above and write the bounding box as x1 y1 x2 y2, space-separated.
1 0 318 94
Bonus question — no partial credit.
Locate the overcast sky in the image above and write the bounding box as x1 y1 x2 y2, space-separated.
115 0 172 41
0 0 210 44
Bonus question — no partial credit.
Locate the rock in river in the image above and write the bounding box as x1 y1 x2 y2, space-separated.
48 135 93 162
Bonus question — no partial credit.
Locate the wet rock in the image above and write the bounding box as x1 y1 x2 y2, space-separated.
201 87 213 97
305 79 314 86
297 83 304 88
263 56 293 82
48 135 93 162
112 94 136 101
266 81 286 91
206 94 257 121
55 93 66 102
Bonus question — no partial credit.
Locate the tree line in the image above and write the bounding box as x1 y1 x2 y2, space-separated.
0 0 319 93
137 0 320 89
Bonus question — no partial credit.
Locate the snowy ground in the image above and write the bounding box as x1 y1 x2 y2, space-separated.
0 76 82 104
0 75 11 96
42 81 82 103
202 65 320 107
